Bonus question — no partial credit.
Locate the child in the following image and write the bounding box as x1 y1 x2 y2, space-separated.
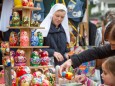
75 56 115 86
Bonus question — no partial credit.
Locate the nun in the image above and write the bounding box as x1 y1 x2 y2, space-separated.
36 3 70 66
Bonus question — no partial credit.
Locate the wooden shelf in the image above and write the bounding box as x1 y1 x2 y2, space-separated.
13 6 41 11
13 65 54 69
7 26 45 29
34 0 43 1
10 46 49 48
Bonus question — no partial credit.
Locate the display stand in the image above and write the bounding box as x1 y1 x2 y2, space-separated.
5 1 53 86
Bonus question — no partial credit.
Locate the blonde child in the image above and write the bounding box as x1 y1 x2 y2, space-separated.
75 56 115 86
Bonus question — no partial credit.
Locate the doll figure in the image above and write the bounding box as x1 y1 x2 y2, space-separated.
28 0 34 7
30 19 36 27
22 16 30 27
35 21 40 27
14 49 27 66
12 12 20 26
9 31 18 46
31 29 39 46
37 32 43 46
20 30 29 46
39 50 50 65
30 51 40 66
22 0 28 6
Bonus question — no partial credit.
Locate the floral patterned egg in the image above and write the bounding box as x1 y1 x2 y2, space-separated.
9 31 18 46
20 30 29 46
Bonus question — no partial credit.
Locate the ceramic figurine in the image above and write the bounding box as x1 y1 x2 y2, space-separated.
31 29 39 46
20 30 29 46
9 31 18 46
12 12 20 26
37 32 43 46
22 16 30 27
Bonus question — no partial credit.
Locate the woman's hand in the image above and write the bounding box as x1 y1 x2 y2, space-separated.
54 52 64 62
59 59 72 76
75 75 86 83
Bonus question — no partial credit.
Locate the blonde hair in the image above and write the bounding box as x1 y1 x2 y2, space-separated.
104 56 115 76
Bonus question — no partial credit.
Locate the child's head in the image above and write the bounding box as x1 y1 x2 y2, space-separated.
101 56 115 86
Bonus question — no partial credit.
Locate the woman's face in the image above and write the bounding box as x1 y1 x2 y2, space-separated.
52 10 66 27
101 62 115 85
108 39 115 50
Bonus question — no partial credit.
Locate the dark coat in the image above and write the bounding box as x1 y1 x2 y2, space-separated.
71 44 115 68
43 23 69 66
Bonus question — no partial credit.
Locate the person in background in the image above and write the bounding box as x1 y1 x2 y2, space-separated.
59 19 115 74
75 56 115 86
36 3 70 66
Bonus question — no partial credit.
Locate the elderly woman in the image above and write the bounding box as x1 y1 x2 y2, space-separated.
36 3 70 66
